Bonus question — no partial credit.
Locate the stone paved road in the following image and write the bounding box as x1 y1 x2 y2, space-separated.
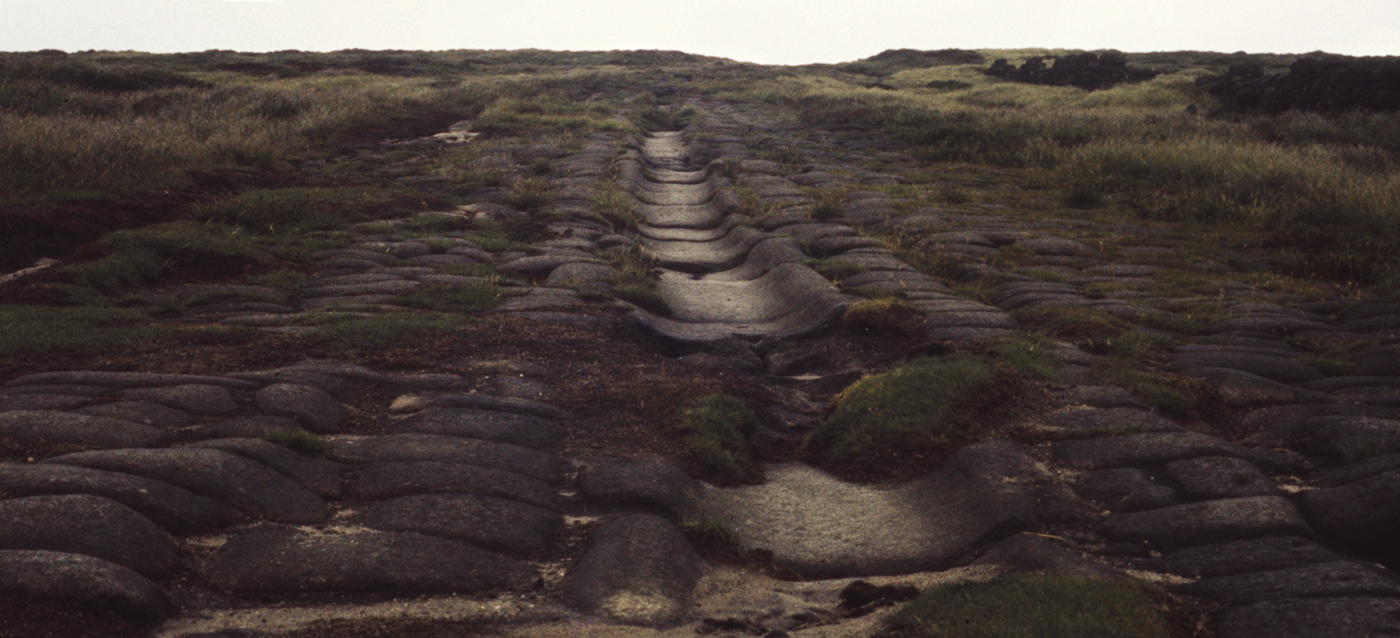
3 97 1400 638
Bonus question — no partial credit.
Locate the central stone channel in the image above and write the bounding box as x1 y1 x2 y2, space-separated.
624 131 850 343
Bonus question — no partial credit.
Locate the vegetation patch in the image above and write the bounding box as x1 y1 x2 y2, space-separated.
990 332 1063 382
883 573 1185 638
1011 306 1128 342
806 355 1024 480
680 514 749 562
841 297 924 335
391 282 503 314
604 245 669 316
676 394 760 485
0 306 155 356
806 258 867 281
307 312 472 351
638 105 698 132
197 187 441 235
61 221 276 292
262 427 331 457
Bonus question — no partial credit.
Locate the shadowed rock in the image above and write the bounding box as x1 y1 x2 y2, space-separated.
0 410 171 449
359 493 562 558
206 526 535 595
45 448 329 524
122 384 238 414
0 494 180 578
1215 597 1400 638
1107 496 1314 550
329 433 566 483
188 437 345 499
392 408 563 450
1178 561 1400 603
1152 536 1346 578
1299 468 1400 550
75 401 196 429
579 455 700 518
346 461 562 510
254 383 344 433
0 462 244 533
0 550 170 621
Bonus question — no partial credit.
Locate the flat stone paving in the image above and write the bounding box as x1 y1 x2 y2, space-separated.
3 98 1400 638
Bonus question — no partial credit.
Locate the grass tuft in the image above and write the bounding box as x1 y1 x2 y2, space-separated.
262 427 331 457
807 355 1009 480
308 312 471 351
842 298 925 335
676 394 760 485
391 282 502 314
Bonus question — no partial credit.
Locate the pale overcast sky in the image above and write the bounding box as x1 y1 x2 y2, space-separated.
4 0 1397 66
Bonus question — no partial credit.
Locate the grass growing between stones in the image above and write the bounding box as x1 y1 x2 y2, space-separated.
0 306 157 356
391 282 503 314
676 394 760 485
263 427 331 457
842 298 924 335
307 312 473 352
603 245 669 316
197 187 441 235
60 221 278 293
882 574 1184 638
807 355 1029 481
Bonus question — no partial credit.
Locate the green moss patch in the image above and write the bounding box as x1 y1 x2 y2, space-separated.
676 394 759 485
884 574 1183 638
807 355 1025 480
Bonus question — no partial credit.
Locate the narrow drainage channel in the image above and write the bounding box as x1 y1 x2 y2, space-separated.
623 131 851 344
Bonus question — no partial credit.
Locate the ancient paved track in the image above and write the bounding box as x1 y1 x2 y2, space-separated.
3 99 1400 637
625 131 853 344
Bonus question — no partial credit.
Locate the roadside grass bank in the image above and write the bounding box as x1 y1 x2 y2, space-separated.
724 55 1400 293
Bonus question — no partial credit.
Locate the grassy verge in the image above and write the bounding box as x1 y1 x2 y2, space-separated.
728 54 1400 294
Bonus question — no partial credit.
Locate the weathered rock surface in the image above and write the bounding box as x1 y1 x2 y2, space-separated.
345 460 562 510
391 407 563 450
0 410 171 449
1107 496 1314 550
45 448 329 524
359 493 562 558
0 494 180 578
562 513 705 627
0 462 245 533
253 383 345 433
0 550 170 621
206 526 535 594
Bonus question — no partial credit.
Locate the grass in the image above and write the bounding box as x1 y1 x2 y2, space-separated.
806 355 1015 480
680 514 749 561
0 306 157 356
308 312 473 351
806 258 867 281
390 282 503 314
262 427 331 457
842 297 924 335
732 55 1400 294
603 245 669 316
990 333 1063 382
676 394 760 485
883 573 1183 638
60 221 277 292
196 187 440 235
